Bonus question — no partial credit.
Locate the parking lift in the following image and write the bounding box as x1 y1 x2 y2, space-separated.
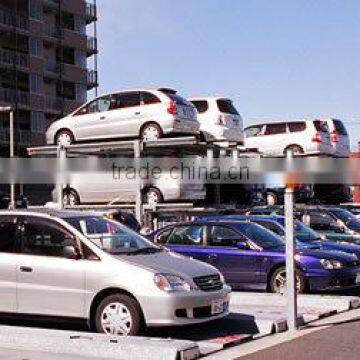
27 136 259 225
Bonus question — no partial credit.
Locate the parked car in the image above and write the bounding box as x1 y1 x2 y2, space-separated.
0 210 230 335
313 184 352 204
265 185 312 205
297 207 360 244
323 119 350 157
55 171 206 206
149 220 360 293
230 215 360 258
189 97 244 145
244 119 332 156
46 88 199 145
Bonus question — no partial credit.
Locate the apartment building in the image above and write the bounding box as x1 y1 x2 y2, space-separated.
0 0 98 156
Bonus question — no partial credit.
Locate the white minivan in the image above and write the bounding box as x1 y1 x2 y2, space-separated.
189 97 244 145
46 88 199 145
244 120 333 156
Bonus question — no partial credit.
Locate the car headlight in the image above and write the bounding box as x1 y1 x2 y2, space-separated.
154 273 193 292
320 259 343 270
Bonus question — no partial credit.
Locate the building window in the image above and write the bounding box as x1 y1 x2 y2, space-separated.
29 38 43 57
31 111 45 133
29 0 42 20
74 15 86 34
75 84 87 102
30 74 43 94
75 50 86 68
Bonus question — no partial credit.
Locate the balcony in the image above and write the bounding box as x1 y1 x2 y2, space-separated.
87 36 98 56
43 22 62 40
0 7 28 30
87 70 98 89
0 87 29 106
0 48 29 69
86 2 97 24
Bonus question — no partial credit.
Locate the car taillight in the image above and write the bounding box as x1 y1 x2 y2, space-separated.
217 115 226 125
167 101 177 115
331 131 339 143
312 131 322 143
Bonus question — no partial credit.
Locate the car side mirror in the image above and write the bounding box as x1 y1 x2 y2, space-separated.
63 244 82 260
236 241 249 250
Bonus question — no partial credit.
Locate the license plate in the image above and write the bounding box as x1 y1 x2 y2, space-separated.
356 274 360 284
211 299 224 315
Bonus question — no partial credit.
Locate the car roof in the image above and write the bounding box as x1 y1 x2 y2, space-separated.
0 208 102 219
189 97 232 101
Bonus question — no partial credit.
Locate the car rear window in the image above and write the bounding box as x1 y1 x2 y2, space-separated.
191 100 208 114
217 99 239 115
313 120 329 133
288 121 306 133
163 93 191 106
333 120 348 135
264 123 287 135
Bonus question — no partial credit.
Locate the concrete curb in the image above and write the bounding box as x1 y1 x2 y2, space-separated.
0 326 200 360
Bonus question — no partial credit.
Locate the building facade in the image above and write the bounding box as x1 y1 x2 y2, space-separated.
0 0 98 156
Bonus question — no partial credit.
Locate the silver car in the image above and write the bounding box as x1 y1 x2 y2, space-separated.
46 88 200 145
0 210 230 335
53 170 206 206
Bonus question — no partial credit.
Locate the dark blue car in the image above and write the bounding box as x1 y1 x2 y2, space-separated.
149 220 360 293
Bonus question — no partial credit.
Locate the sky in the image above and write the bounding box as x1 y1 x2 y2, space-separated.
91 0 360 149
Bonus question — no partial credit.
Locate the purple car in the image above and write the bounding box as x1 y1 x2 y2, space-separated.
149 220 360 293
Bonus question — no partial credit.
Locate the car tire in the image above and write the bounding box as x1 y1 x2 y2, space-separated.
55 129 75 146
266 192 278 206
140 123 163 142
142 187 163 205
95 294 143 336
284 145 304 156
62 189 80 207
270 266 306 294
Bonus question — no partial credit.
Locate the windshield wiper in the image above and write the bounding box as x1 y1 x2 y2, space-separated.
127 247 163 255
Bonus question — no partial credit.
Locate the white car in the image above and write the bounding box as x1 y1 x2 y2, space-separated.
46 88 199 145
244 119 333 156
189 97 244 145
322 119 350 157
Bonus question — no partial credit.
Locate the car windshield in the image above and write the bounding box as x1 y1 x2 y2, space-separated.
235 222 284 249
65 216 161 255
294 220 322 241
329 209 358 225
217 99 239 115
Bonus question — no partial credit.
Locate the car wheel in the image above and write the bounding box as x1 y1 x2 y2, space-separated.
270 266 306 294
143 188 163 205
284 145 304 156
140 123 162 142
55 129 74 146
95 294 143 336
266 192 278 206
62 189 80 207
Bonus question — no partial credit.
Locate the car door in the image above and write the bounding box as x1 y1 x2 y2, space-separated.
0 216 18 313
108 91 142 137
205 225 262 288
163 225 209 262
16 217 85 318
72 95 112 140
262 123 288 155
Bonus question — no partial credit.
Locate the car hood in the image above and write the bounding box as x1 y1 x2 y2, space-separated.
297 247 357 261
114 250 219 280
314 241 360 255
